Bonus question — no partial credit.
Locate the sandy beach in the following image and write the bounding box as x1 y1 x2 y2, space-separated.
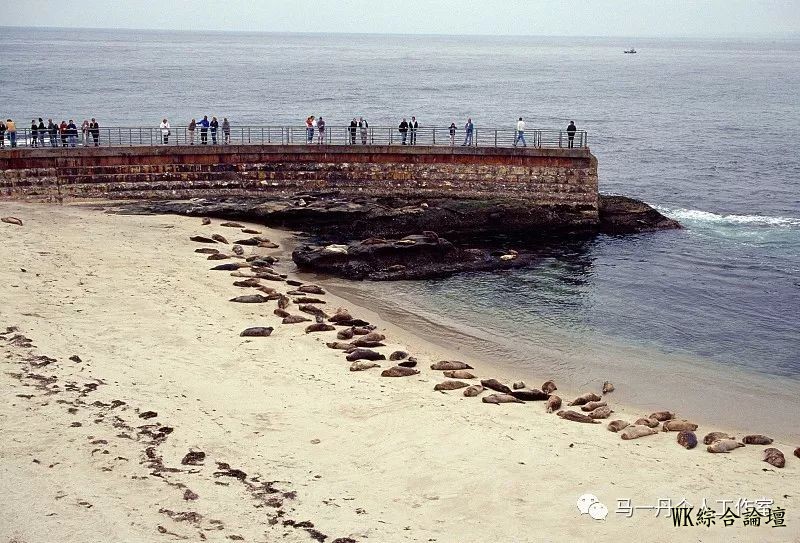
1 201 798 542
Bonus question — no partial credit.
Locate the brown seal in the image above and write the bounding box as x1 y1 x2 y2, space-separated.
635 418 660 428
510 389 549 401
278 294 290 310
662 420 699 432
283 315 311 324
482 393 524 405
702 432 735 445
274 308 290 318
212 263 247 271
546 395 562 413
350 361 381 372
190 235 216 244
434 380 470 391
232 244 244 256
568 393 602 406
607 420 630 433
256 286 277 295
763 448 785 468
480 379 512 394
430 361 473 371
326 341 354 350
649 411 675 421
299 304 329 319
742 435 773 445
443 370 476 380
220 221 244 228
241 228 260 234
677 431 698 449
337 328 355 340
512 381 526 390
389 351 409 361
588 406 613 419
329 308 354 323
305 323 336 333
240 327 273 337
211 234 229 244
794 447 800 459
381 366 420 377
233 278 261 288
345 349 386 362
195 247 219 254
602 381 615 394
351 326 374 335
230 294 271 303
463 385 485 397
207 253 230 260
706 439 744 453
201 217 211 225
399 357 418 368
541 380 558 394
620 425 658 440
299 285 326 295
293 297 326 304
581 401 607 412
556 410 599 424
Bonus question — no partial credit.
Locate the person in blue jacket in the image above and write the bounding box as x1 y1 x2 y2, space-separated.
197 115 210 144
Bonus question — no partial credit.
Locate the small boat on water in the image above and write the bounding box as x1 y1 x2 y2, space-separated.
624 48 637 54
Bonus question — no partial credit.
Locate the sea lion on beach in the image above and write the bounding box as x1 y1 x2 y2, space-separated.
556 410 599 423
381 366 419 377
794 447 800 459
230 271 256 278
351 326 375 335
201 217 211 225
430 361 473 371
299 285 326 295
240 327 273 337
463 384 485 397
212 263 247 271
483 393 524 405
326 341 354 350
706 439 744 453
434 380 470 391
190 235 217 244
293 297 326 304
274 308 290 318
207 253 230 260
278 294 290 310
286 279 303 287
259 241 280 249
195 247 219 254
541 380 557 394
221 222 244 228
662 420 698 432
232 244 244 256
443 370 476 380
677 430 698 449
399 357 418 368
256 286 277 295
602 381 615 394
512 381 526 390
299 304 329 319
329 308 354 323
581 401 607 412
230 294 271 303
763 448 785 468
283 315 311 324
568 393 602 406
620 425 658 440
335 318 371 327
390 351 409 361
635 417 660 428
481 379 513 394
510 389 549 401
337 328 355 340
743 434 774 445
546 395 562 413
349 361 381 372
234 237 260 246
703 432 735 445
211 234 229 244
350 339 386 348
649 411 675 422
305 323 336 333
241 228 260 234
607 420 630 433
346 349 386 362
233 278 261 288
588 406 613 419
354 332 385 343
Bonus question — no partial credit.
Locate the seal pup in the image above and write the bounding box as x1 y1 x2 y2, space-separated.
326 341 354 350
742 435 773 445
390 351 409 361
677 431 698 449
350 361 381 372
230 294 270 303
620 425 658 440
763 448 785 468
220 222 244 228
399 357 418 368
240 327 273 337
482 393 524 405
278 294 290 310
201 217 211 225
431 361 473 371
706 439 744 453
602 381 615 394
581 401 607 412
607 420 630 433
463 385 485 397
345 349 386 362
512 381 526 390
274 308 290 318
649 411 675 421
434 380 470 391
635 418 660 428
299 285 326 295
190 235 217 244
305 323 335 333
588 406 613 419
337 328 355 340
211 234 229 244
195 247 219 254
703 432 735 445
381 366 419 377
556 410 599 424
283 315 311 324
662 420 699 432
443 370 476 380
541 380 557 394
481 379 513 394
568 392 602 406
233 278 261 288
546 395 562 413
510 389 549 401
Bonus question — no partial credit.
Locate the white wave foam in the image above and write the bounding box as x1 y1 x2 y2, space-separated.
655 207 800 228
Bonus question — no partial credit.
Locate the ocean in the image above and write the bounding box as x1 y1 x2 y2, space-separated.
2 27 798 436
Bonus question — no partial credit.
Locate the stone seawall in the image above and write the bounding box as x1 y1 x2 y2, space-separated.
0 145 599 225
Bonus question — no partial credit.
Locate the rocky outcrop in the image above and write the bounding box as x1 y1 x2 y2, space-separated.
599 195 681 233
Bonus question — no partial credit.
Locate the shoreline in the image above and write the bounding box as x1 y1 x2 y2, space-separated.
1 201 798 541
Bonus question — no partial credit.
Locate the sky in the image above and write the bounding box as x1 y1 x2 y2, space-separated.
3 0 800 37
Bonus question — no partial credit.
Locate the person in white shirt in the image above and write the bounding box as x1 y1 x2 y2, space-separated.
160 119 171 144
514 117 527 147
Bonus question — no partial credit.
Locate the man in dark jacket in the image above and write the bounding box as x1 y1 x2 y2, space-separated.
197 115 210 144
89 118 100 146
566 121 577 148
398 118 409 145
210 117 219 145
349 118 357 144
30 120 38 147
67 120 78 147
37 118 46 146
47 119 57 147
409 116 418 145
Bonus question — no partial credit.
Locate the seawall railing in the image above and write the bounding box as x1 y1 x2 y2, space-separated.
1 125 588 150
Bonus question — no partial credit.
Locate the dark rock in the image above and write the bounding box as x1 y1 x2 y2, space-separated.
598 195 682 234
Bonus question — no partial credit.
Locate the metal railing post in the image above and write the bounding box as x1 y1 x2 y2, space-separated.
432 127 436 145
558 131 562 148
389 128 393 145
494 130 498 147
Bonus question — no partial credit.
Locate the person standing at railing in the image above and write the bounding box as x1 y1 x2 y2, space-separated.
398 118 408 145
188 119 196 145
317 117 325 144
462 118 474 146
160 119 171 144
449 122 456 145
47 119 58 147
222 118 230 144
197 115 210 144
514 117 527 147
409 116 418 145
37 118 46 147
30 120 38 147
567 121 577 148
359 117 368 144
81 120 90 146
67 120 78 147
210 116 219 145
349 118 357 144
0 120 5 148
59 120 68 147
89 118 100 146
6 119 17 148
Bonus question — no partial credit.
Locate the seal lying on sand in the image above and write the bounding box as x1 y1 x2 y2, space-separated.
541 380 557 394
556 410 599 423
274 308 290 318
588 406 613 419
190 235 217 244
443 370 476 379
326 341 354 350
649 411 674 421
299 304 329 319
240 327 273 337
795 447 800 459
635 418 660 428
510 389 549 401
568 393 602 406
211 234 229 244
763 448 785 468
399 357 418 368
241 228 260 234
283 315 311 324
350 361 381 372
620 425 658 440
677 431 698 449
707 439 744 453
293 297 326 304
381 366 419 377
329 308 354 323
345 349 386 362
195 248 219 254
305 323 336 333
463 385 485 397
512 381 526 390
207 253 230 260
602 381 615 394
480 379 512 394
482 393 524 405
434 380 470 391
278 295 290 310
201 217 211 225
233 278 261 288
299 285 326 295
230 295 271 303
390 351 409 361
232 245 244 256
430 361 473 371
742 435 773 445
212 263 248 271
546 396 562 413
337 328 355 340
220 222 244 228
662 420 698 432
581 401 607 412
607 420 630 433
703 432 735 445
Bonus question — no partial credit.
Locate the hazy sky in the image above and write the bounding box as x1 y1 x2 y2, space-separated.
4 0 800 37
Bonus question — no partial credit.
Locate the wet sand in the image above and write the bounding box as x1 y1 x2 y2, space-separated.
0 201 798 542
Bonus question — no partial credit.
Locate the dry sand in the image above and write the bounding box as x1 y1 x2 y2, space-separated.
0 201 798 543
